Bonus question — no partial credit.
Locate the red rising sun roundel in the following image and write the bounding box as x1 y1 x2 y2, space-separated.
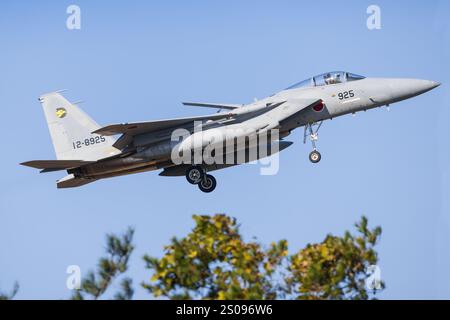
313 101 325 112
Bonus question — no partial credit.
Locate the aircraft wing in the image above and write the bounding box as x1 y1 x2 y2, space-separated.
278 98 323 122
182 102 242 110
93 112 235 136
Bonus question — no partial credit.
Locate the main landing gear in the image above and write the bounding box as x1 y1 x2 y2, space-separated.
304 121 323 164
185 165 217 193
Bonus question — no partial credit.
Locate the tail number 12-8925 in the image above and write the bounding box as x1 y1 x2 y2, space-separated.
72 136 106 149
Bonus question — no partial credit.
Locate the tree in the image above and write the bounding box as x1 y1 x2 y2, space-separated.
142 215 287 299
3 214 383 300
143 214 384 300
287 216 384 299
71 227 135 300
0 282 19 300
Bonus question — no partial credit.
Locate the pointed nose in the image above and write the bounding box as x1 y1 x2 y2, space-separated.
389 79 440 101
410 79 441 92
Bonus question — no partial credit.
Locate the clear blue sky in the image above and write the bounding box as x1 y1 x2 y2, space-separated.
0 0 449 299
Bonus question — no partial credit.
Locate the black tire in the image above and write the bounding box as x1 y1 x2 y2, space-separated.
198 174 217 193
186 165 204 184
309 150 321 163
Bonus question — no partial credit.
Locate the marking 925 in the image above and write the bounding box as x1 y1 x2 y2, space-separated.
72 136 106 149
337 90 355 100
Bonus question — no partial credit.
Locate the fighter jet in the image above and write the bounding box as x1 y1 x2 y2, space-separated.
21 71 440 192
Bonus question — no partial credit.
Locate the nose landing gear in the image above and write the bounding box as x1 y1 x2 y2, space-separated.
185 165 217 193
309 150 321 163
304 121 323 164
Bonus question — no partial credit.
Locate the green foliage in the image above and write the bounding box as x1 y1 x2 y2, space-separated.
142 214 288 299
2 215 383 300
114 277 134 300
0 282 19 300
287 216 384 299
143 215 384 300
71 227 135 300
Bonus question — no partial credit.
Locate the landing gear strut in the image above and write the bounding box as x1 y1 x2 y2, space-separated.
304 121 323 163
185 165 217 193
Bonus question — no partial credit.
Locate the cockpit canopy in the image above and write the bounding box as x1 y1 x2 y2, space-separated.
285 71 366 90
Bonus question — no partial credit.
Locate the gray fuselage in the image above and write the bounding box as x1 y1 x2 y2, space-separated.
72 75 439 179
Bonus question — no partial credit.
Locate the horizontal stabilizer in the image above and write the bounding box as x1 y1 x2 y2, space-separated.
20 160 94 170
182 102 242 110
57 174 97 188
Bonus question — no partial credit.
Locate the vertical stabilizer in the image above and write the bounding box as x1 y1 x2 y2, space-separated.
39 92 120 160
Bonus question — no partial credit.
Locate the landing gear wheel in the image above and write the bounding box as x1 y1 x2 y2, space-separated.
309 150 321 163
186 165 204 184
198 174 217 193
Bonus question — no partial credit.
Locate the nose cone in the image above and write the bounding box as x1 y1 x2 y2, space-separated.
389 79 440 102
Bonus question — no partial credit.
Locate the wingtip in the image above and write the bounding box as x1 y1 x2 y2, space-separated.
20 161 45 169
20 161 33 167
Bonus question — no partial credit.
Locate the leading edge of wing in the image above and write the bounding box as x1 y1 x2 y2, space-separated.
93 112 235 136
182 102 242 110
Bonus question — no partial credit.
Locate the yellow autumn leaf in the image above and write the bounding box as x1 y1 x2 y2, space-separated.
151 274 159 281
243 252 252 261
320 245 329 258
166 255 175 265
153 288 163 297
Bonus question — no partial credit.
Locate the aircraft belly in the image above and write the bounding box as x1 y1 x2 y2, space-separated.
160 140 293 176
